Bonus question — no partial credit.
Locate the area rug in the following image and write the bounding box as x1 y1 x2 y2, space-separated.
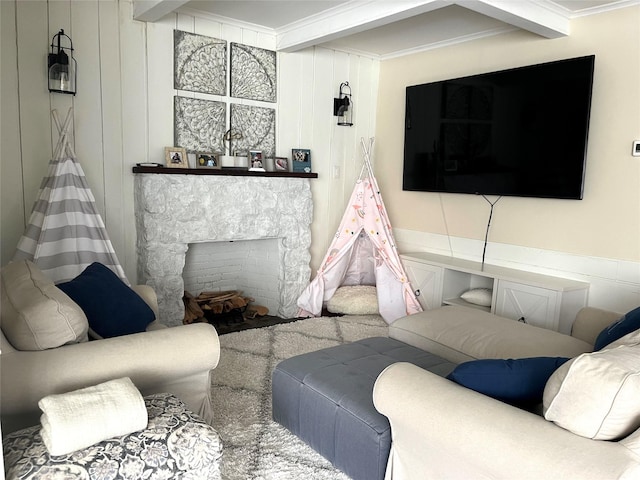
210 314 389 479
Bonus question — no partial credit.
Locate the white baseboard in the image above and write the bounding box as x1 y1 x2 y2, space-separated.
394 228 640 314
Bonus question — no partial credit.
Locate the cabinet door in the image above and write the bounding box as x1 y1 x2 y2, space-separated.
494 280 559 330
403 260 443 310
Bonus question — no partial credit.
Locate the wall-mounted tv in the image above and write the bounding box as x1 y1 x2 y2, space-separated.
403 55 595 200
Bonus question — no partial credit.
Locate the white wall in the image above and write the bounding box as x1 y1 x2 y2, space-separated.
0 0 378 281
3 0 637 314
375 6 640 312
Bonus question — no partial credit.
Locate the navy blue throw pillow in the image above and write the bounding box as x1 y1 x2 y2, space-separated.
446 357 570 405
57 263 155 338
593 306 640 351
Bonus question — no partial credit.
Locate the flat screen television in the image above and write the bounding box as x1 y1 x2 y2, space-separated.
403 55 595 199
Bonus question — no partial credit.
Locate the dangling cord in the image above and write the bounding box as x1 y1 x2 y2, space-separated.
481 195 502 269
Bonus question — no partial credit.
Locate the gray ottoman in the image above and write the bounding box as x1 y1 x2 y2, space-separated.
272 336 456 480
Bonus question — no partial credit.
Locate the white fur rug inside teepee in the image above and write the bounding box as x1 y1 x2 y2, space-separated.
210 314 388 479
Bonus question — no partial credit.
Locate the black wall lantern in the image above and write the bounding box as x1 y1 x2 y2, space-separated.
333 81 353 126
48 29 76 95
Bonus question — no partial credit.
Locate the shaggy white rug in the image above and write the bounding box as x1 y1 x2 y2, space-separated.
210 314 388 480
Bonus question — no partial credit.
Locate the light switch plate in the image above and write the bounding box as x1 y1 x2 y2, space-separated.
633 140 640 157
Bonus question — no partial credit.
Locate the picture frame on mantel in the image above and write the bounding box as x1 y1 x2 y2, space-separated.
196 152 221 169
292 148 311 173
249 150 265 171
274 156 288 172
165 147 188 168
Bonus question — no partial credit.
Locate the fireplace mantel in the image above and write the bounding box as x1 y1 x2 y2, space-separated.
132 166 318 178
134 172 313 326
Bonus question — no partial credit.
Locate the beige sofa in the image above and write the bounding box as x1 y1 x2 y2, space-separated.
1 260 220 434
374 306 640 480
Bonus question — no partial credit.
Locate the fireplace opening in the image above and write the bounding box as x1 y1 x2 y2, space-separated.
182 239 295 333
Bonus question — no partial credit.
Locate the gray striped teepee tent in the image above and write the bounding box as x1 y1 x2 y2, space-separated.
12 108 127 284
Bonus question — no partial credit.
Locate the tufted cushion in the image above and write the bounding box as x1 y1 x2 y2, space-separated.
543 342 640 440
0 260 88 350
327 285 379 315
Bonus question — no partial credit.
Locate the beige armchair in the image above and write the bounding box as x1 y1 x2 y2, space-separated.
1 261 220 435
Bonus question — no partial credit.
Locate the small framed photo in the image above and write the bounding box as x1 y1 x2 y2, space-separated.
249 150 265 170
292 148 311 173
165 147 188 168
196 152 221 169
274 156 289 172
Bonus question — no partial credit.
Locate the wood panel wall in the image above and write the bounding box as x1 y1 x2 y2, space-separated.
0 0 379 281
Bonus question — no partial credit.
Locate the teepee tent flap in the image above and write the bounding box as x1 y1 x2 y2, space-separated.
12 108 127 284
297 138 422 324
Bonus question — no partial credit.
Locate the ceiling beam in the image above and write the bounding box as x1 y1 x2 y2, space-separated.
457 0 569 38
276 0 454 52
134 0 569 51
133 0 190 22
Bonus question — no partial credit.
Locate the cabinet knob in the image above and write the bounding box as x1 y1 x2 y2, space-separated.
414 289 421 297
518 317 526 323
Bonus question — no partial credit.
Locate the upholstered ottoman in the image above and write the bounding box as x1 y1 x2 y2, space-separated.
272 336 456 480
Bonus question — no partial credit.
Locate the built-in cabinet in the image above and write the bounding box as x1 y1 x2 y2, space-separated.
401 252 589 334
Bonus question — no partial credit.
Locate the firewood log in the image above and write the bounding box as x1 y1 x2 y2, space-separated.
182 291 204 324
211 303 224 314
246 305 269 317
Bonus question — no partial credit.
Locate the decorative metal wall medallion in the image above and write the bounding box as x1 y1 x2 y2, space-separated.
174 96 226 153
230 104 276 157
230 43 276 103
174 30 226 95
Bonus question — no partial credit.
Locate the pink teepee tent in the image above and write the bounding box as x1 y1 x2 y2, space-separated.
297 138 422 324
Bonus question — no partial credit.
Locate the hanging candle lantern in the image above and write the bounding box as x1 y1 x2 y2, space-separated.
48 29 77 95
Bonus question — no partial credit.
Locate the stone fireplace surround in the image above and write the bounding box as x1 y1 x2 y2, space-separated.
134 170 313 326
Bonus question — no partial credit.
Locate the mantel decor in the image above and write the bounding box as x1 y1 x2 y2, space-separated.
230 104 276 158
174 96 226 153
165 147 188 168
230 43 276 102
174 30 226 95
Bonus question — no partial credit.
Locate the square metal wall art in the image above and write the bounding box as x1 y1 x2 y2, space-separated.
230 43 277 103
230 104 276 158
174 30 227 95
174 96 226 153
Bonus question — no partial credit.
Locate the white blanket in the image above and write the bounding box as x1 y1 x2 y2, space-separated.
39 377 148 456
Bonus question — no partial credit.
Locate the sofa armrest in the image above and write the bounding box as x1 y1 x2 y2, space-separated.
1 323 219 420
571 306 622 346
373 363 640 480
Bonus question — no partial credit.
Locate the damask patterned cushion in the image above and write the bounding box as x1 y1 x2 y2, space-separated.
3 393 222 480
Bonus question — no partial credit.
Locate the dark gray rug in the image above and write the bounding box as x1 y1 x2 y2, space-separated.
210 314 388 479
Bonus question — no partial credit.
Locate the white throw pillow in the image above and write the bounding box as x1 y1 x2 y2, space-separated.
543 343 640 440
0 260 88 350
327 285 379 315
460 288 493 307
